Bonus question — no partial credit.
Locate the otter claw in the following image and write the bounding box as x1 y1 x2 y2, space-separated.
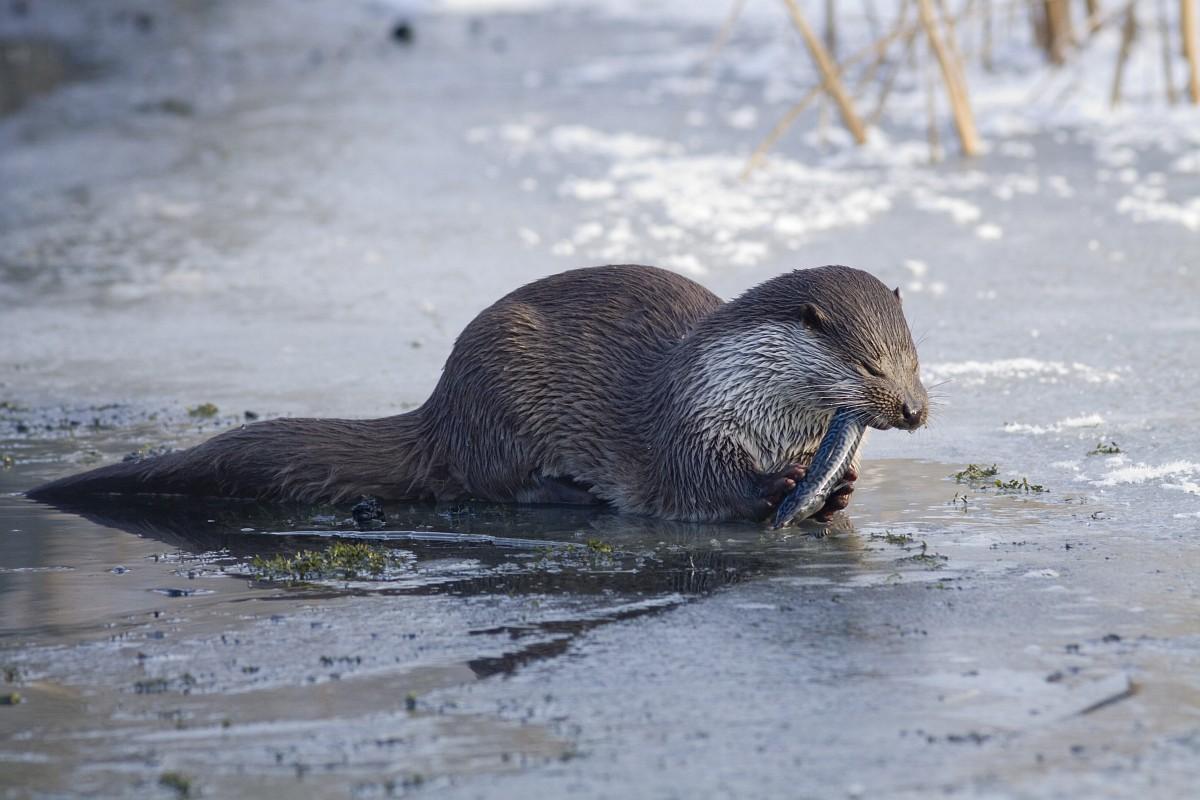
812 467 858 522
757 464 858 523
755 464 808 518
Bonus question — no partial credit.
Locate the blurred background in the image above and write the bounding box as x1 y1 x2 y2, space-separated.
1 0 1196 425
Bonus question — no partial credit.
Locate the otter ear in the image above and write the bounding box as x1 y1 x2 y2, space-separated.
799 303 826 330
893 286 902 304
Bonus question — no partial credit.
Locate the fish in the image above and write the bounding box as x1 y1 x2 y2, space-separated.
771 408 866 529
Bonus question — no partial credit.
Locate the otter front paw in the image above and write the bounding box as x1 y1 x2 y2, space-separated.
812 467 858 523
751 465 859 523
750 463 808 520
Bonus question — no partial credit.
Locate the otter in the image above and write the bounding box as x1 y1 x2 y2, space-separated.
28 264 928 523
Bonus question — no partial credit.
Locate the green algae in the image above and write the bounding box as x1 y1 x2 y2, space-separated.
249 541 398 582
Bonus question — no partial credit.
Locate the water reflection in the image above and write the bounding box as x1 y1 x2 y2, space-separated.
7 456 1028 639
20 492 865 602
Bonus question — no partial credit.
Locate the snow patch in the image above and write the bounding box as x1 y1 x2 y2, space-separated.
912 190 982 224
1003 414 1105 435
548 125 676 159
725 106 759 130
1095 461 1200 491
924 359 1121 386
1116 192 1200 231
560 178 618 200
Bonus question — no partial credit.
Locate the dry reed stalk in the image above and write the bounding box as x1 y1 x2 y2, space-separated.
852 0 913 94
1184 0 1200 103
1031 0 1072 63
1045 0 1076 62
703 0 750 67
1023 0 1132 105
935 0 966 56
741 85 825 177
752 0 1060 169
917 0 981 155
869 26 921 123
1085 0 1127 33
938 0 976 91
781 0 869 144
1110 3 1138 105
743 6 916 176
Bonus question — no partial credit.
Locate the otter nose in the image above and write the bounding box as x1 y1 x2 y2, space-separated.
900 398 926 429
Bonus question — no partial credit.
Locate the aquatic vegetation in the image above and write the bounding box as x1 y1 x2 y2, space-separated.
158 772 193 798
318 655 361 668
585 538 614 555
896 541 948 568
249 541 399 582
1088 441 1122 456
953 464 998 483
869 531 944 567
993 478 1047 493
132 674 199 703
187 403 219 419
134 678 170 694
954 464 1046 493
869 531 915 545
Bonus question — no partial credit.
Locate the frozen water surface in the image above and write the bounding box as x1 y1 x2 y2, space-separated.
1 0 1199 797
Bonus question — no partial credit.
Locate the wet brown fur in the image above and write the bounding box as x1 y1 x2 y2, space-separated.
28 264 927 522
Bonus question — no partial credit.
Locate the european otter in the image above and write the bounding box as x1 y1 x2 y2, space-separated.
28 264 928 523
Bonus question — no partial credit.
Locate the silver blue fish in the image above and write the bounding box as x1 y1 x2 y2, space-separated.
771 408 866 529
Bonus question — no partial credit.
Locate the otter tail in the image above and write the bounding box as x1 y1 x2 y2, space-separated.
27 412 447 505
27 449 201 501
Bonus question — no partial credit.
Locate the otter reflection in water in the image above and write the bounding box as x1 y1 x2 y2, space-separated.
28 265 928 523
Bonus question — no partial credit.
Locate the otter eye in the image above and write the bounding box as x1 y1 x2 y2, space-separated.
861 362 886 378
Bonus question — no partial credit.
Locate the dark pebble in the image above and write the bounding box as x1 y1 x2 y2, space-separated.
351 495 386 526
391 20 414 44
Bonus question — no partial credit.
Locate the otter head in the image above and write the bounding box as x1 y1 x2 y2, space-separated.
708 265 929 432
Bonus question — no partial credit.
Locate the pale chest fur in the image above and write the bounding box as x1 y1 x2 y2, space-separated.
685 323 855 474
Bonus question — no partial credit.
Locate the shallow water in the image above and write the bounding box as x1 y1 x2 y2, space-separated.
3 1 1200 797
4 450 1197 797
